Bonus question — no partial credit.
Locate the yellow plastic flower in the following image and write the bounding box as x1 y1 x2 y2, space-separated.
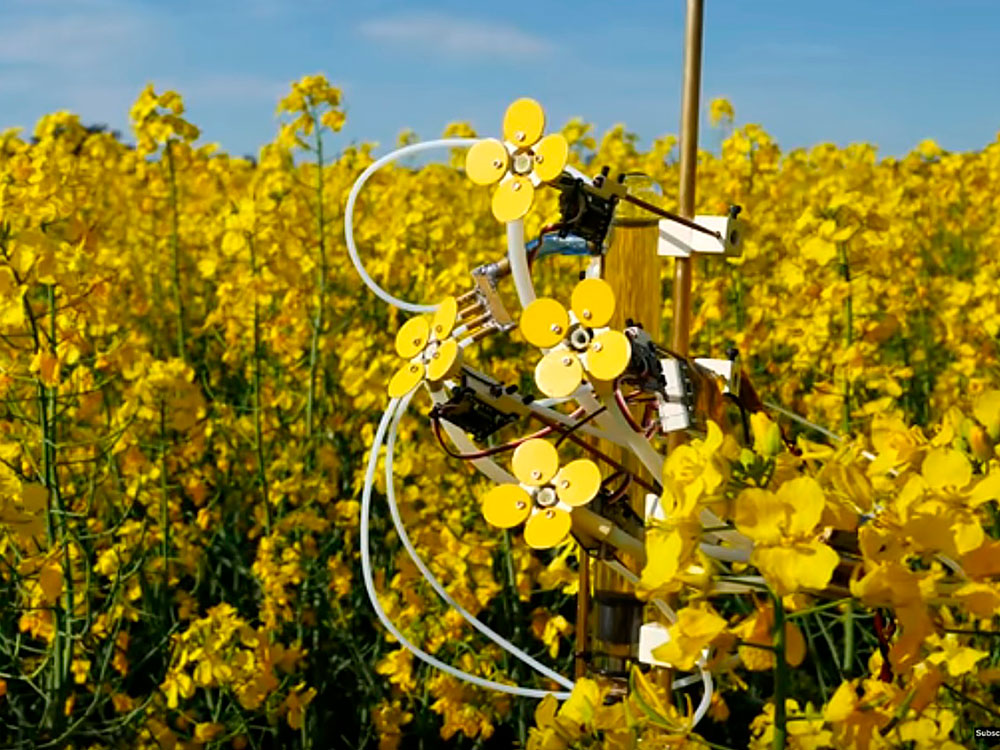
387 297 462 397
734 476 840 595
465 98 569 223
479 438 601 549
518 278 631 398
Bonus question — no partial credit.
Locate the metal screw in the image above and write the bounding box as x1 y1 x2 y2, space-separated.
409 365 419 373
515 130 525 142
535 153 544 163
561 356 572 366
545 510 555 519
492 159 502 169
432 352 439 359
413 338 421 346
550 324 562 334
583 309 592 320
516 501 526 510
531 470 541 480
559 479 569 489
592 342 603 352
512 182 521 192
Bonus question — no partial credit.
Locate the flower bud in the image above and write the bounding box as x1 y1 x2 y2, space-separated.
750 412 782 456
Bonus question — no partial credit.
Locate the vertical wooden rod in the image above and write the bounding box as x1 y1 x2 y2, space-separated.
671 0 704 357
668 0 704 452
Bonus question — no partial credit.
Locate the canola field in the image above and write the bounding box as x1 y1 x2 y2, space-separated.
1 75 1000 749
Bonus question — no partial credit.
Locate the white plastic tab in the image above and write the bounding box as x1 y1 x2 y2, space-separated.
638 622 673 667
658 358 691 432
661 358 685 398
657 215 744 258
645 492 665 523
694 358 737 395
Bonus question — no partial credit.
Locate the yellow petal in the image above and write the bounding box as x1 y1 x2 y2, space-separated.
21 483 49 513
465 138 509 185
535 349 583 398
775 476 825 537
39 563 63 605
752 542 839 596
430 297 458 341
553 459 601 507
532 133 568 182
785 621 806 667
969 472 1000 507
481 484 532 529
387 362 424 398
524 508 571 549
639 527 687 591
425 338 460 382
922 448 972 490
570 278 616 329
952 517 985 556
585 330 631 382
395 317 429 359
801 236 836 265
503 98 545 148
823 682 858 723
512 438 559 486
491 175 534 223
520 297 570 349
974 390 1000 437
734 488 785 545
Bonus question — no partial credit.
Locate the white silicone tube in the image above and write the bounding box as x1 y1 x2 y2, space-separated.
360 398 571 699
345 138 479 313
506 218 536 308
386 390 575 690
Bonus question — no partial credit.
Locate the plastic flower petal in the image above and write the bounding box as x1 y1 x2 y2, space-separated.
519 278 632 398
479 438 601 549
465 98 569 223
387 297 461 398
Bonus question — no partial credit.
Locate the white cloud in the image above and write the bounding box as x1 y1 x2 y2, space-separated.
0 0 152 68
358 12 551 61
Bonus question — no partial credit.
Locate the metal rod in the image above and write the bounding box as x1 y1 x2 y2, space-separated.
668 0 704 452
575 545 590 679
622 193 720 239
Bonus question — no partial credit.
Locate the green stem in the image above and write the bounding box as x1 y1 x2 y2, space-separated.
838 240 853 435
502 530 526 747
799 617 829 703
731 265 745 331
305 110 328 465
159 401 171 621
786 598 851 619
165 140 186 361
48 286 75 718
248 233 272 534
771 592 788 750
842 599 855 678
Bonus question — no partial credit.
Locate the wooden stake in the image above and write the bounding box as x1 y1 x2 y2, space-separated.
668 0 705 451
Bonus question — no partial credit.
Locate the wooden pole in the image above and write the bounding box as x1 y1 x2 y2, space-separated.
582 196 660 679
667 0 704 451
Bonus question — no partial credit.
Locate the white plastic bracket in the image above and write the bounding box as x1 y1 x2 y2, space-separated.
638 622 673 667
693 357 739 395
657 215 744 258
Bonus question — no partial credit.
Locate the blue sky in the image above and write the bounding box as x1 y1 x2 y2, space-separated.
1 0 999 159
